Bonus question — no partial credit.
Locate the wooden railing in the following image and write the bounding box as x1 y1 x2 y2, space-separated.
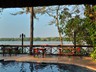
0 44 93 56
0 44 93 47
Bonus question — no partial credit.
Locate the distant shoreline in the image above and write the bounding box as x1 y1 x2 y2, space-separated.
0 37 70 41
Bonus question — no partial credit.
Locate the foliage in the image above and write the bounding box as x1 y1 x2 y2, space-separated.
64 16 84 44
75 48 88 56
91 47 96 60
59 5 87 45
64 16 95 45
0 37 70 41
62 5 96 59
58 5 95 57
42 5 68 45
62 48 72 53
84 5 96 60
35 5 79 46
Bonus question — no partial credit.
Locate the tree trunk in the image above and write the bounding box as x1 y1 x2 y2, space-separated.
73 30 76 54
57 26 63 46
56 7 63 47
30 7 34 55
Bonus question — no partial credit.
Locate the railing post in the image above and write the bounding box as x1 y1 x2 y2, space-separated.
50 47 52 55
2 46 5 56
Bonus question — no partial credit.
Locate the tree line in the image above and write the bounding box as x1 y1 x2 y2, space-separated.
0 37 70 41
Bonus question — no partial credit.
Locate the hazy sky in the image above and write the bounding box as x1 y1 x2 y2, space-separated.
0 5 84 38
0 8 58 38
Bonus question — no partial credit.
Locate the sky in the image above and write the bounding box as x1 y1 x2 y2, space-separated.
0 8 58 38
0 5 84 38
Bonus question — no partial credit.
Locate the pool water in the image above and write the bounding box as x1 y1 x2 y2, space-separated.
0 61 95 72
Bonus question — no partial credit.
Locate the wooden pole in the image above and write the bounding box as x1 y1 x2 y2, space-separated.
30 7 34 55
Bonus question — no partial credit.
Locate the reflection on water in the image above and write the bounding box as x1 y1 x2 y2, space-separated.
0 61 95 72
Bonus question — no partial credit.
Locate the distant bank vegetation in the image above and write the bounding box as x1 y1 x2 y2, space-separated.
0 37 70 41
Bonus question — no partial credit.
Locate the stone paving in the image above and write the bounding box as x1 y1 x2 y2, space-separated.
0 54 96 71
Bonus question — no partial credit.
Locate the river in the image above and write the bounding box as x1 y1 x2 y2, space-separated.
0 41 73 45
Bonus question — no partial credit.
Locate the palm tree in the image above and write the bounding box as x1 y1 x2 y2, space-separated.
11 7 34 55
30 7 34 55
11 7 46 55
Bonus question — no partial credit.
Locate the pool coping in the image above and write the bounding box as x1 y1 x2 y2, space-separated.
16 60 96 71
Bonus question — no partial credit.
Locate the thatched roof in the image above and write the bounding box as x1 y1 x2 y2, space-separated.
0 0 95 8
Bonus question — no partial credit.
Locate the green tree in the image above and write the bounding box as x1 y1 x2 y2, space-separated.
64 15 93 45
59 5 83 44
59 5 96 55
84 5 96 60
40 5 73 47
44 6 64 45
64 16 82 44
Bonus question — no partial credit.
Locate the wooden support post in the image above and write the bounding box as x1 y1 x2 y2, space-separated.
30 7 34 55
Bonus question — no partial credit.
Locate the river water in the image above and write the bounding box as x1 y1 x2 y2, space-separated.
0 41 73 45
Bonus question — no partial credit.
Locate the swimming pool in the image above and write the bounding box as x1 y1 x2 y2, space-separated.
0 61 95 72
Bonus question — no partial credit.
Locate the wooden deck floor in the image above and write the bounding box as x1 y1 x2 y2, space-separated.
0 54 96 71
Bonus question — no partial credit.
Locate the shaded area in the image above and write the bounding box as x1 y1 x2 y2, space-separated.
0 0 94 8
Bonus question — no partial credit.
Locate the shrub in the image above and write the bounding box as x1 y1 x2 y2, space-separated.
91 47 96 60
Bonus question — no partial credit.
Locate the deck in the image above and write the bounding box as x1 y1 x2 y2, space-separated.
0 54 96 71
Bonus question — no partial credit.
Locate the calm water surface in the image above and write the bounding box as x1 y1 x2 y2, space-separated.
0 41 73 45
0 61 95 72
